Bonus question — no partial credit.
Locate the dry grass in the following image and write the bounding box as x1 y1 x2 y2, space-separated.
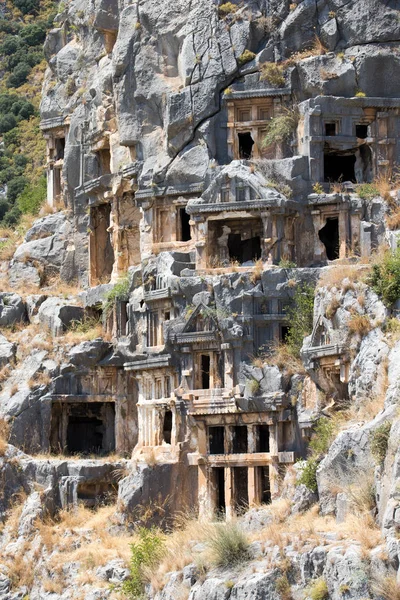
268 343 305 376
28 371 51 389
372 575 400 600
0 419 9 456
347 313 372 337
10 383 18 396
317 265 369 290
5 546 35 591
250 258 264 284
386 205 400 230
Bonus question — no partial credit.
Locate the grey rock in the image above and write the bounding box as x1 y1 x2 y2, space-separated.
38 297 84 336
0 335 16 368
291 484 318 514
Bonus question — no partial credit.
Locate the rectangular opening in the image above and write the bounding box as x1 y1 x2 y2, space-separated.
162 410 173 444
232 426 248 454
209 426 225 454
89 203 114 285
178 207 191 241
356 124 368 139
280 324 290 343
55 137 65 160
258 466 271 504
213 467 226 516
62 402 115 455
324 152 356 183
201 354 210 389
233 467 248 514
256 425 270 453
77 482 117 508
238 132 254 159
97 148 111 175
53 166 62 198
325 122 336 136
318 216 340 260
209 218 263 267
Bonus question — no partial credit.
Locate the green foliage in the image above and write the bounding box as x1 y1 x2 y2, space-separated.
278 258 297 268
356 183 379 200
309 417 337 457
11 0 40 15
248 378 260 395
285 283 315 358
7 176 29 203
218 2 238 17
371 422 391 464
309 578 329 600
208 522 250 569
0 114 17 134
297 459 318 492
7 63 32 88
2 204 21 226
238 49 256 65
20 22 47 45
260 62 285 87
123 527 165 598
103 274 131 315
313 182 324 194
369 246 400 306
17 176 46 214
261 108 298 148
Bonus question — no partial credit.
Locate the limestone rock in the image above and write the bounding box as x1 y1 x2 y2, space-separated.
38 297 84 336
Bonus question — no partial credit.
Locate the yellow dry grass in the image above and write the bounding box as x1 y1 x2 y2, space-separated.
318 265 370 290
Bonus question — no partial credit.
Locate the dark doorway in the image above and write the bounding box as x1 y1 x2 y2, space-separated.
77 482 117 508
90 203 114 285
324 153 356 183
256 425 270 453
319 217 339 260
163 410 173 444
232 426 248 454
258 466 271 504
67 416 103 454
214 467 226 516
280 325 290 343
55 137 65 160
228 233 261 263
356 124 368 139
179 208 191 241
201 354 210 389
325 123 336 136
209 426 225 454
97 148 111 175
238 132 254 159
233 467 248 513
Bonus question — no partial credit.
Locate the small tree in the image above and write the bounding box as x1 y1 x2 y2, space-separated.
285 283 315 357
123 527 165 598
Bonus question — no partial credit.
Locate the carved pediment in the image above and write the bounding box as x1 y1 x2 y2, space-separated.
183 303 218 334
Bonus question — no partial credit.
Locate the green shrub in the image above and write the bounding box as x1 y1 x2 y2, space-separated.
17 176 46 214
103 274 131 315
248 378 260 395
309 578 329 600
238 49 256 65
261 108 298 148
356 183 379 200
369 246 400 306
218 2 238 17
122 527 165 598
260 62 285 87
0 36 20 55
7 63 32 88
2 204 21 226
208 522 250 569
20 22 47 45
0 200 11 221
297 459 318 492
11 0 40 15
285 283 315 358
371 422 391 464
0 114 17 134
278 258 297 268
309 417 336 457
6 176 28 203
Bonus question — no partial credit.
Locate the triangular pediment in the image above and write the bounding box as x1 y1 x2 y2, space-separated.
310 315 331 347
183 303 218 334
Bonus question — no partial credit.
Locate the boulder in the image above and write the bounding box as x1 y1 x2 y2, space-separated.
38 297 84 336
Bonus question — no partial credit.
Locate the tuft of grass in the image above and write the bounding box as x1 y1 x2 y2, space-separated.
250 258 264 283
309 578 329 600
208 522 250 569
238 49 256 65
372 575 400 600
218 2 238 17
260 62 286 87
248 378 260 395
370 422 391 464
347 314 372 337
276 573 292 600
261 107 298 149
103 274 131 316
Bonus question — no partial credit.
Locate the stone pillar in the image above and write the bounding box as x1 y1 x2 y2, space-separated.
225 426 232 454
198 463 210 518
248 467 257 506
311 210 325 263
338 210 348 259
225 467 233 520
247 425 255 453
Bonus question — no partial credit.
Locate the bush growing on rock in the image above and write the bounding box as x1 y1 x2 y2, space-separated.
309 578 329 600
285 283 315 358
369 245 400 306
208 522 250 568
370 422 391 464
123 527 165 598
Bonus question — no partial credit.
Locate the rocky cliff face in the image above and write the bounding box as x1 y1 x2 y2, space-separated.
0 0 399 598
